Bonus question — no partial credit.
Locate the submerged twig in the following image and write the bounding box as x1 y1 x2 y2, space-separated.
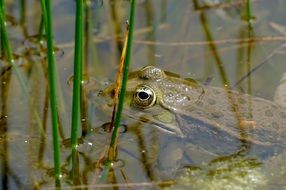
233 43 286 87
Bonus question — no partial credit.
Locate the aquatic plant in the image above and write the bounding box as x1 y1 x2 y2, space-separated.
39 0 61 183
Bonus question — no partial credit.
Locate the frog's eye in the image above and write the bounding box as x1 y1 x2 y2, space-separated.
133 85 156 108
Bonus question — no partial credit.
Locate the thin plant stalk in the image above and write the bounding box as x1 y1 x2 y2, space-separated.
246 0 253 23
70 0 83 176
245 0 254 37
0 1 5 55
233 44 282 87
110 23 129 131
37 15 45 42
20 0 25 24
0 0 4 15
0 4 13 63
41 0 61 182
245 0 254 99
19 0 27 37
109 0 137 158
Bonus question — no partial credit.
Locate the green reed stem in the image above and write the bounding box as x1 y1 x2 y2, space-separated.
39 0 48 44
0 5 12 62
246 0 252 22
38 15 45 42
41 0 61 181
20 0 25 25
110 0 137 148
0 0 5 16
245 0 254 97
71 0 83 154
0 1 5 54
245 0 254 37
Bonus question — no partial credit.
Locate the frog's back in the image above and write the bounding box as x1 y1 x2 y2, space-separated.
182 85 286 158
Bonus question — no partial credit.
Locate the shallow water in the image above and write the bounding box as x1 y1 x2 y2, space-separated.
1 0 286 189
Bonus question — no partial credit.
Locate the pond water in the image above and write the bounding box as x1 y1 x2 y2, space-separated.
1 0 286 189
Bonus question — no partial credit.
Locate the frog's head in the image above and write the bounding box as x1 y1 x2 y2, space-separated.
101 66 205 136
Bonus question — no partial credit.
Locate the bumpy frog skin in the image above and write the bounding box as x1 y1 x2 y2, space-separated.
101 66 286 158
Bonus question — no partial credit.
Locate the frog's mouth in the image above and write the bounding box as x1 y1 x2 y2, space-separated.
122 106 186 137
152 121 185 137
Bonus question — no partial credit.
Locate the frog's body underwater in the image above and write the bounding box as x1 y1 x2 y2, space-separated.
99 66 286 176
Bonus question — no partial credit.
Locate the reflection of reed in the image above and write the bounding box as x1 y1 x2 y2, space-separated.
70 150 82 187
81 87 89 136
160 0 167 22
235 2 256 153
109 0 123 55
59 28 286 49
193 0 256 11
132 120 156 181
19 0 28 37
0 71 23 188
65 121 155 186
143 0 156 66
235 46 278 87
0 71 10 189
193 0 251 154
37 84 49 164
81 2 92 137
238 0 255 154
84 1 91 72
131 36 286 47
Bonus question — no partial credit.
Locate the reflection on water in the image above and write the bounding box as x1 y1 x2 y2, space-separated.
1 0 286 189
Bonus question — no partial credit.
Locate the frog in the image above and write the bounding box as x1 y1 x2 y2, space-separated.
96 65 286 179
